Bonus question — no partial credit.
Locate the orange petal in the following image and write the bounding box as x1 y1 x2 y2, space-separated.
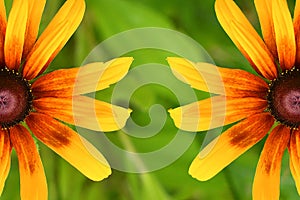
254 0 277 58
32 67 79 98
167 57 268 98
0 0 6 66
252 125 290 200
9 125 47 200
33 95 131 132
0 130 11 196
215 0 277 80
189 113 274 181
288 129 300 195
32 57 133 98
294 0 300 65
169 96 267 132
4 0 28 70
26 113 111 181
272 0 296 70
23 0 46 58
23 0 85 80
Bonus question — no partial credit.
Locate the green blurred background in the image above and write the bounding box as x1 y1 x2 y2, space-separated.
2 0 300 199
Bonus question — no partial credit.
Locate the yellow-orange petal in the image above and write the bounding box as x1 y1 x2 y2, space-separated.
32 57 133 98
215 0 277 80
74 57 133 95
23 0 46 58
167 57 268 98
4 0 28 70
0 0 6 66
26 113 111 181
189 113 274 181
10 125 47 200
32 67 77 98
252 125 290 200
294 0 300 66
33 95 131 132
272 0 296 70
231 20 277 80
289 158 298 194
169 96 267 132
254 0 277 58
288 129 300 195
0 130 11 196
23 0 85 80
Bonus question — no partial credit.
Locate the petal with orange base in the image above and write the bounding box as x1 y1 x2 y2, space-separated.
4 0 28 70
215 0 277 80
294 0 300 66
0 0 6 66
288 129 300 195
26 113 112 181
0 130 11 196
23 0 46 58
167 57 268 98
254 0 277 58
23 0 85 80
252 125 290 200
169 96 267 132
272 0 296 70
189 113 274 181
10 125 47 200
32 57 133 98
230 20 277 80
33 95 131 132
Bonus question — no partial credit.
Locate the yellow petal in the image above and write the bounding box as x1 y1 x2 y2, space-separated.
23 0 46 58
33 95 131 132
74 57 133 95
169 96 267 132
273 0 296 70
254 0 277 57
0 130 11 196
288 129 300 195
0 0 6 66
189 113 274 181
215 0 277 80
10 125 47 200
32 57 133 98
23 0 85 80
231 20 277 80
26 113 112 181
252 125 290 200
294 0 300 65
167 57 268 98
4 0 28 70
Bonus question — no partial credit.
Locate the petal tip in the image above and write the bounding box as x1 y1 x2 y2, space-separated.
188 158 208 181
92 166 112 182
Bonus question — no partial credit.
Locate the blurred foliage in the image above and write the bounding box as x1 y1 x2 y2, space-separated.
1 0 299 200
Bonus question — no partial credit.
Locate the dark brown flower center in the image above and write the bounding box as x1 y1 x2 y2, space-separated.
0 67 32 129
267 67 300 129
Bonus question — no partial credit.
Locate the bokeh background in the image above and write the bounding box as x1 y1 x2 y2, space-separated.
2 0 299 199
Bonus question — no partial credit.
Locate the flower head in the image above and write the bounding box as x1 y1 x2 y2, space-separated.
168 0 300 199
0 0 132 199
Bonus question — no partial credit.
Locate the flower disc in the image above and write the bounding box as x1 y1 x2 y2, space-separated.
0 68 32 128
268 68 300 128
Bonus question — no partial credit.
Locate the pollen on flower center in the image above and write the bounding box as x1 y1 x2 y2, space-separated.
0 67 33 129
267 67 300 129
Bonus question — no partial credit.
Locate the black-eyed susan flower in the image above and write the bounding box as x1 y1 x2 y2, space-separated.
168 0 300 199
0 0 132 199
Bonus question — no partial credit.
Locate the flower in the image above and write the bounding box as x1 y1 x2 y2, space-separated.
167 0 300 199
0 0 132 199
